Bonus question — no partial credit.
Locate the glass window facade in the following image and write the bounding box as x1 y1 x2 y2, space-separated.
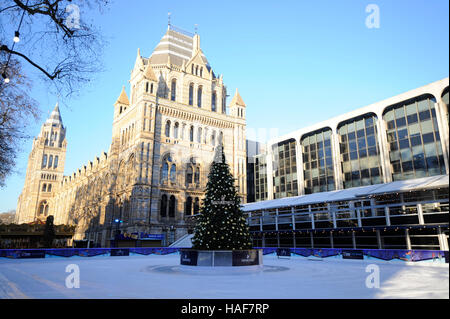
384 95 445 180
339 114 383 188
442 87 449 125
272 138 298 199
255 154 268 202
301 128 335 194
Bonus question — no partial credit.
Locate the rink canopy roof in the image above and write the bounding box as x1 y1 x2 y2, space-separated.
242 174 449 212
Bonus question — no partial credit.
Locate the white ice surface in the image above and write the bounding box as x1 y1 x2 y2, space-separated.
0 253 448 299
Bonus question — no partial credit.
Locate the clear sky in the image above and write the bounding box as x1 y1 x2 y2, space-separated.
0 0 448 212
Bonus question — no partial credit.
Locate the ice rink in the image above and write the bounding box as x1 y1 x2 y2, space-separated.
0 253 448 299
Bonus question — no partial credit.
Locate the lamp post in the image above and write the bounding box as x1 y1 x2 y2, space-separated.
113 218 123 247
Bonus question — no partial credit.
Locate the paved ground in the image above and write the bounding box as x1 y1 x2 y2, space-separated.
0 253 448 299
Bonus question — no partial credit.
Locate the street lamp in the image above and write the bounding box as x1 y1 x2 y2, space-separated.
113 218 123 247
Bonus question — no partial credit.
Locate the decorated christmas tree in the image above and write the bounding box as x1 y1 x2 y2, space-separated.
191 145 252 250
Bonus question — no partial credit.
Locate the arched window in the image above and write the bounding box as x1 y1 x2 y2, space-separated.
38 200 49 216
195 65 199 76
42 154 48 168
165 120 171 137
185 197 193 216
191 64 194 74
200 67 203 77
194 197 200 215
160 195 167 217
174 122 179 139
171 79 176 101
189 126 194 142
189 83 194 106
162 162 169 182
186 166 193 185
219 131 223 145
197 127 202 143
194 167 200 184
204 128 208 144
169 196 176 218
54 156 59 168
383 95 445 181
161 155 173 183
42 183 47 192
211 131 216 146
222 96 226 114
48 155 53 168
47 184 52 192
181 123 186 140
170 164 176 183
150 83 154 94
212 91 217 112
145 82 149 93
197 86 202 107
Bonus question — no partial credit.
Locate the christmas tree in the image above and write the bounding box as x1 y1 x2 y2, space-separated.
191 145 252 250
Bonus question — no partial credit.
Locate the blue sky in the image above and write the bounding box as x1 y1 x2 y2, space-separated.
0 0 448 212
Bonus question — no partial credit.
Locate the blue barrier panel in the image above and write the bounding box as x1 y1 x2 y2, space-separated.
276 248 291 257
78 248 109 257
291 248 314 257
46 248 78 257
0 247 447 263
129 247 155 255
312 248 341 258
254 247 277 255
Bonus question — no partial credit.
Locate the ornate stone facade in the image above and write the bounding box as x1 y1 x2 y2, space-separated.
15 26 248 246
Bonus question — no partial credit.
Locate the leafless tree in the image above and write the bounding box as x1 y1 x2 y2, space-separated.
0 55 37 186
0 0 110 185
0 0 109 97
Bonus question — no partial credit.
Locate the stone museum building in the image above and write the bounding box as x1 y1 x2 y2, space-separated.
15 25 248 247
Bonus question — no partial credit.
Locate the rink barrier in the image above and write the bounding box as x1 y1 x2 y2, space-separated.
258 247 449 263
0 247 183 259
0 247 448 263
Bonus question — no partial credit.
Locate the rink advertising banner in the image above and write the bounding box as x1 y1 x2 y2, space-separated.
8 249 46 259
232 250 260 266
276 248 291 257
110 248 130 256
180 250 198 266
342 250 364 260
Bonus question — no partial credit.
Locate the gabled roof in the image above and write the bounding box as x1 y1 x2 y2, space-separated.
230 89 246 107
116 86 130 105
143 64 157 81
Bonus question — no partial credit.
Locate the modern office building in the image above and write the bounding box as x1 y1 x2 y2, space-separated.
244 78 449 250
246 140 265 203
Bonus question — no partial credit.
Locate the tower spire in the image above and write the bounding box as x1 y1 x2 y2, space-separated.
45 101 63 126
